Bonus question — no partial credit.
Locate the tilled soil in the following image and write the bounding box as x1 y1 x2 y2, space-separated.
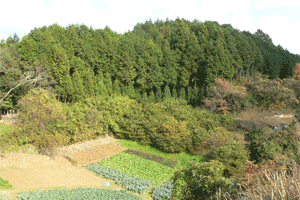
64 142 128 167
0 135 152 200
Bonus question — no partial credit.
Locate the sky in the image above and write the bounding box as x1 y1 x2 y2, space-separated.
0 0 299 55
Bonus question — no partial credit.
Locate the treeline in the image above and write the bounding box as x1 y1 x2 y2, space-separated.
1 18 300 108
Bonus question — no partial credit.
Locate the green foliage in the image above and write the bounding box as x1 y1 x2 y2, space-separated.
2 19 298 108
249 124 300 164
84 69 96 97
71 71 85 102
155 87 163 102
61 99 107 144
163 85 171 100
149 90 155 102
211 139 250 178
104 73 113 96
170 160 235 200
140 98 236 154
113 79 121 94
189 126 235 156
246 78 299 110
151 115 191 153
0 177 13 189
178 87 186 100
141 91 149 105
171 87 177 98
126 83 136 99
96 79 108 97
14 89 68 149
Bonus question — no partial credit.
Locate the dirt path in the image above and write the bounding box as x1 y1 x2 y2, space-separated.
0 135 152 200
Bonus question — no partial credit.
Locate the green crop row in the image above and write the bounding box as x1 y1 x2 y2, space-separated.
17 187 142 200
96 151 174 186
83 163 153 194
124 149 178 168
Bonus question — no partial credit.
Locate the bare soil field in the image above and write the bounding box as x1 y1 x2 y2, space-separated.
0 134 152 200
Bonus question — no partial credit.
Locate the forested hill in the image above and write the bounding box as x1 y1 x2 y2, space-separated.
1 18 300 107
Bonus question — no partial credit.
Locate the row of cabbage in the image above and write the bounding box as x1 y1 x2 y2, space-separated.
83 162 176 200
152 180 174 200
83 163 154 194
17 187 143 200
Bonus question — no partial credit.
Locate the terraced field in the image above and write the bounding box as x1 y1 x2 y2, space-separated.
0 135 154 200
0 121 203 200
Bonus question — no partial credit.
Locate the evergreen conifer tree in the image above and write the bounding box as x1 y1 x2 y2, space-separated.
121 84 127 96
72 71 85 102
127 83 136 99
135 90 142 102
113 79 121 94
156 87 163 102
141 91 149 105
187 86 194 104
172 87 178 98
149 90 155 102
104 73 113 96
163 85 171 100
179 87 186 100
85 69 95 97
98 80 108 97
194 86 200 107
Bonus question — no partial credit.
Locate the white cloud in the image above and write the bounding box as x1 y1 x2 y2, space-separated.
0 0 299 54
0 32 8 42
257 15 300 54
255 0 300 9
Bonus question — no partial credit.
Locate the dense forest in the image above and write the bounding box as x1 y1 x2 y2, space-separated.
1 18 300 199
1 18 299 110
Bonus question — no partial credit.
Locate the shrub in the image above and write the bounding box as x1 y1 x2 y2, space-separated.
9 88 69 156
190 127 235 156
17 88 66 134
61 94 149 145
246 78 299 110
33 133 66 158
211 139 250 178
151 115 191 153
170 160 235 200
142 98 237 154
236 157 286 188
61 99 108 144
233 160 300 200
249 124 300 165
203 77 251 114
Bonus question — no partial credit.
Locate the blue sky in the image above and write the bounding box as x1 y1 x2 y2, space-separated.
1 0 299 55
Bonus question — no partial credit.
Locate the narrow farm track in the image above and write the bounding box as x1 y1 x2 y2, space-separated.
0 135 153 200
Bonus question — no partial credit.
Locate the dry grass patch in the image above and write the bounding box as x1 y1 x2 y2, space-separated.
233 106 296 133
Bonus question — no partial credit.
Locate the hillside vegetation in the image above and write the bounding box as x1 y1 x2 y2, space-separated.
1 18 300 199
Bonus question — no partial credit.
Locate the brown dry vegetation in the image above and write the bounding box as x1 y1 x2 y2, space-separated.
214 159 300 200
232 106 296 133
